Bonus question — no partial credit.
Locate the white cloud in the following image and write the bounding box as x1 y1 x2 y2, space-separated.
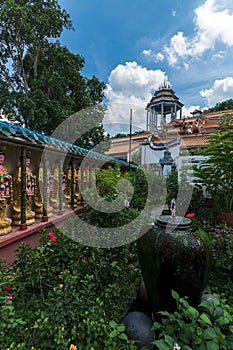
182 105 203 117
172 10 176 17
212 51 224 60
200 76 233 106
103 62 167 134
155 52 164 62
156 0 233 67
164 32 189 65
141 49 164 62
142 49 152 57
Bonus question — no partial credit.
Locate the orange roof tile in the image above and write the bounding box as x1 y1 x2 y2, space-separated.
203 109 233 118
200 119 221 129
111 132 151 143
180 135 209 149
105 141 141 155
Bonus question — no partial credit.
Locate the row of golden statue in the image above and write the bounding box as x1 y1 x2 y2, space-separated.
0 152 91 235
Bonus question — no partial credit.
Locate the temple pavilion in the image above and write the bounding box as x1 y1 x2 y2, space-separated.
106 82 233 169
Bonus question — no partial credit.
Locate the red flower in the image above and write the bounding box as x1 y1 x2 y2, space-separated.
186 213 195 219
2 285 12 292
49 232 57 243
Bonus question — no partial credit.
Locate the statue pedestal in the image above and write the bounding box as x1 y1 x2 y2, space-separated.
0 218 12 235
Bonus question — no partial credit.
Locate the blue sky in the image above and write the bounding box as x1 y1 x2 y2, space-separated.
59 0 233 135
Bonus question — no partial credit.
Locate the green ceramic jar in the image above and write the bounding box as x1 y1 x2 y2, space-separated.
137 216 212 315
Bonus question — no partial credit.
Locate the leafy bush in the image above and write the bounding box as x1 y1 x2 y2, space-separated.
152 290 233 350
207 223 233 305
0 229 141 349
194 115 233 213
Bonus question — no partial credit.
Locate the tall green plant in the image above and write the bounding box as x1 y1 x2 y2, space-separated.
194 116 233 213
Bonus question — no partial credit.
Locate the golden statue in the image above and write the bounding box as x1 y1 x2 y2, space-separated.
64 161 81 206
13 157 36 226
50 160 66 213
75 166 82 205
34 162 53 219
0 152 13 235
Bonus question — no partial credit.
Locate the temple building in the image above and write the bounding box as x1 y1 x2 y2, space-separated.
106 83 233 174
146 81 183 133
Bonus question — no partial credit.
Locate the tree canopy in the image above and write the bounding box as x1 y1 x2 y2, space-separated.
207 99 233 112
0 0 108 148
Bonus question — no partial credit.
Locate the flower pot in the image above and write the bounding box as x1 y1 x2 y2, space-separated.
137 215 212 315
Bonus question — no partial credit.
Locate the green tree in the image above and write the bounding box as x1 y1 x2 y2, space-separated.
0 0 107 148
194 115 233 212
208 98 233 112
0 0 72 123
22 42 106 134
112 133 129 139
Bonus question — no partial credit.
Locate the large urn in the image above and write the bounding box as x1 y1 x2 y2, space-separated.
137 215 212 315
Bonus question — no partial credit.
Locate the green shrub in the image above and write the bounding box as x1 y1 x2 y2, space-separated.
194 115 233 213
0 229 141 349
207 223 233 305
152 290 233 350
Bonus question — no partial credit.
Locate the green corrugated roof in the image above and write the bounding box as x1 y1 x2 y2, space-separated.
0 121 137 168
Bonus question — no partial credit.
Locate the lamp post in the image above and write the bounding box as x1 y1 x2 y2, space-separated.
159 150 174 177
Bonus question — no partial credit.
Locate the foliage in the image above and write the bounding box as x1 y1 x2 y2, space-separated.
0 0 71 122
207 99 233 112
166 170 205 215
0 230 141 349
80 165 152 247
166 169 179 206
0 0 107 148
194 116 233 213
111 133 129 139
206 223 233 305
152 290 233 350
182 148 206 156
82 164 166 230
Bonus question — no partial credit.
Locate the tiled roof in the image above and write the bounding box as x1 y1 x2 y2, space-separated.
199 119 221 129
203 109 233 118
180 135 209 149
105 141 141 155
0 121 137 168
111 132 151 143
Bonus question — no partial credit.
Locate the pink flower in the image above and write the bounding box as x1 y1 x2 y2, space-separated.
186 213 195 219
124 199 130 208
49 232 57 243
6 295 13 300
2 285 12 292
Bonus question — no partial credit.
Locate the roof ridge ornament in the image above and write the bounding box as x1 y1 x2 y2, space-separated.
159 79 170 90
